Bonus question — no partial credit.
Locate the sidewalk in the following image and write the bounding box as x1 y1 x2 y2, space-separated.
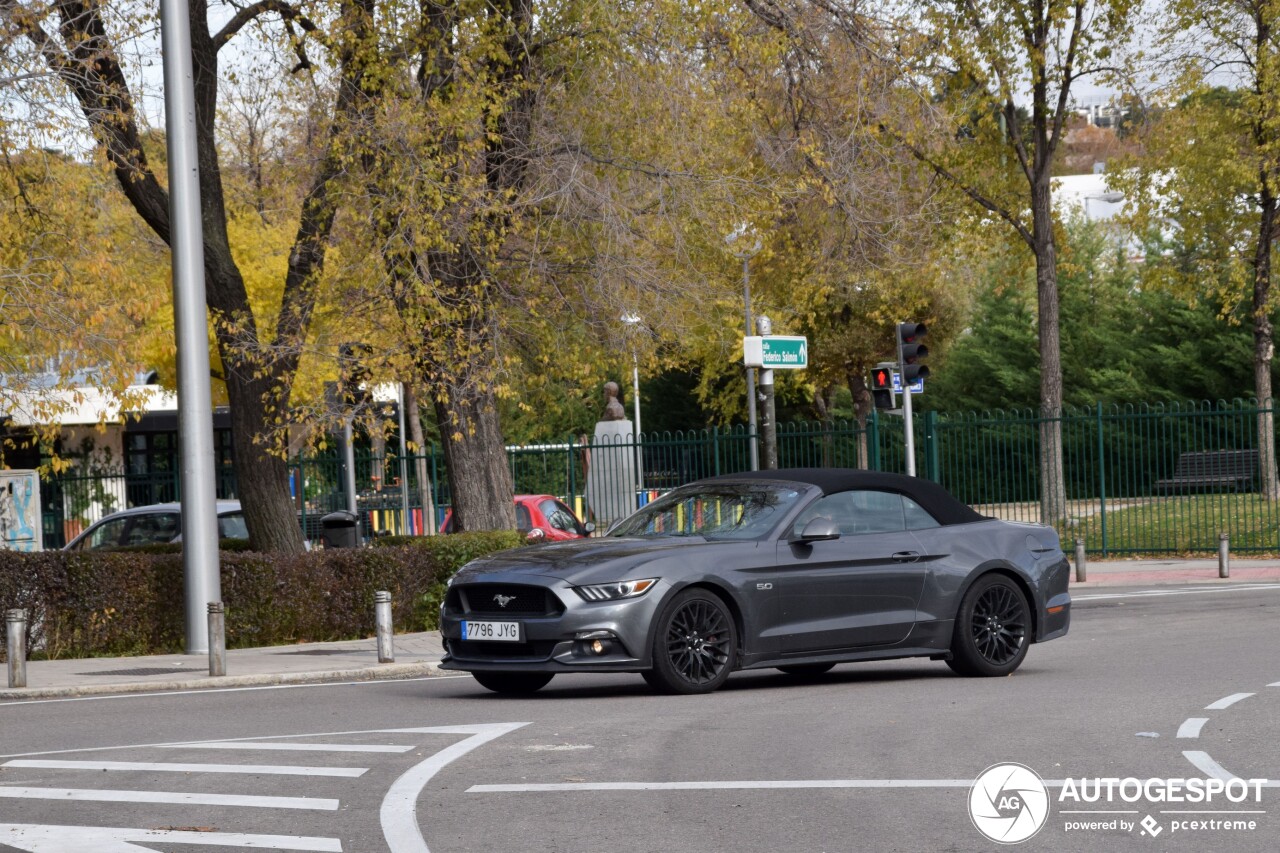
2 558 1277 701
0 631 449 702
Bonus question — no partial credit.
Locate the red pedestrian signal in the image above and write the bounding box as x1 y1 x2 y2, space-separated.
870 362 897 410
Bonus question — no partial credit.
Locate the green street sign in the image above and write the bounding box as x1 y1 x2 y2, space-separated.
743 336 808 370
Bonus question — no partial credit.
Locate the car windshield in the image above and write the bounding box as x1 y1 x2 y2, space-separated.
608 483 804 540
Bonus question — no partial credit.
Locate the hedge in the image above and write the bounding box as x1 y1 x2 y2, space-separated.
0 530 524 660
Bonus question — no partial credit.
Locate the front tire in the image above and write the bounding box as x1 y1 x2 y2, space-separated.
645 588 738 694
947 574 1030 677
471 671 554 695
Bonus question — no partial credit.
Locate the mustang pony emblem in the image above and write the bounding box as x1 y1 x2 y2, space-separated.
493 594 517 608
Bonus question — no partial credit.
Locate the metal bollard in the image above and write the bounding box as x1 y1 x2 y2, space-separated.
375 590 394 663
1074 539 1087 583
1218 533 1230 579
208 602 226 677
6 609 27 689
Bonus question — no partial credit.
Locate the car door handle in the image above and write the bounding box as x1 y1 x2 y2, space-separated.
892 551 921 563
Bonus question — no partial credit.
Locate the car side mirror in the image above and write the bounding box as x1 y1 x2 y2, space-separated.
583 522 596 535
793 517 840 543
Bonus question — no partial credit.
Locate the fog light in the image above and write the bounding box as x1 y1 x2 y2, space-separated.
590 639 605 654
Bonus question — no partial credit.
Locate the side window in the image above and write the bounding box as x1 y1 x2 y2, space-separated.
903 496 940 530
515 503 533 531
127 513 180 545
84 518 129 550
219 513 249 539
538 499 563 529
554 500 587 535
791 492 858 537
849 491 907 534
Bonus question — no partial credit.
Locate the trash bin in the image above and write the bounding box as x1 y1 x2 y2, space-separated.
320 510 359 548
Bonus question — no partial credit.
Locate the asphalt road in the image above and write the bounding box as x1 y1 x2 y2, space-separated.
1 583 1277 852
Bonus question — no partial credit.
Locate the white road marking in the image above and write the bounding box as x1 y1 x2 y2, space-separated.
4 759 367 777
0 823 342 851
381 722 530 853
468 779 1071 792
0 786 339 810
1206 693 1254 710
158 742 413 754
1177 718 1209 738
0 675 472 708
1 723 514 760
1073 584 1280 601
1182 750 1241 781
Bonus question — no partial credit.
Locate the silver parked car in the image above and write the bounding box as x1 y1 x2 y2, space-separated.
439 469 1071 695
63 501 247 551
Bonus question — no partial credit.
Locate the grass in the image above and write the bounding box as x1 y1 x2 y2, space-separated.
1059 493 1280 556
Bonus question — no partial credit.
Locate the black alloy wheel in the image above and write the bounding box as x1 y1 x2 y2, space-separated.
471 671 555 695
645 589 738 694
947 574 1030 677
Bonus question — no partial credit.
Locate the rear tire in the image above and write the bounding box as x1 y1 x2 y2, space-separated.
776 662 836 677
471 671 554 695
946 574 1030 677
645 588 738 694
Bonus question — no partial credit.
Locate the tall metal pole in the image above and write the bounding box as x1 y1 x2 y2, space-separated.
397 383 410 534
161 0 220 654
743 257 759 471
757 316 777 469
631 350 644 494
897 323 916 477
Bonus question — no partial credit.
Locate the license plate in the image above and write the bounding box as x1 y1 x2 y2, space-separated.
462 620 522 642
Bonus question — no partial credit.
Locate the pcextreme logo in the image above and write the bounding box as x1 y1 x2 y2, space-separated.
968 763 1051 844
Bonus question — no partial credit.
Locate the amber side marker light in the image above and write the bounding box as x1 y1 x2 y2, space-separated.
1047 606 1065 614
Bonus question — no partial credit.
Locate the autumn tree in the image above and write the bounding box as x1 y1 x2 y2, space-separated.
869 0 1141 522
1120 1 1280 501
0 0 380 551
0 148 159 456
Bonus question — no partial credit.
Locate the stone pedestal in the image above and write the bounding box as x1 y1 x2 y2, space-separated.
585 419 637 530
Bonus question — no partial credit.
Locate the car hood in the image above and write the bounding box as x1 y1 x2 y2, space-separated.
452 536 750 584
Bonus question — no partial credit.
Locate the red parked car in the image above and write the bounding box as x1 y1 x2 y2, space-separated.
439 494 593 541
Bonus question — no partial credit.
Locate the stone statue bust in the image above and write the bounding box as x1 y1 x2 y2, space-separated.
601 381 627 421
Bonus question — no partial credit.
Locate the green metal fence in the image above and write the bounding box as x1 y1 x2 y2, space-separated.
36 399 1280 554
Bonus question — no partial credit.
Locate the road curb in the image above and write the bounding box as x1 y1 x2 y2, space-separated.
0 661 452 702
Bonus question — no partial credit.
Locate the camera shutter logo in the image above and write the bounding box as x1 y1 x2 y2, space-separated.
969 763 1051 844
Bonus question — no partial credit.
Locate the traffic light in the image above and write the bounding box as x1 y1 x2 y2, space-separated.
870 362 896 410
897 322 929 383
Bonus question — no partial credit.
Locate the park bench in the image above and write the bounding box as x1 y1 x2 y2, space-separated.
1152 449 1259 495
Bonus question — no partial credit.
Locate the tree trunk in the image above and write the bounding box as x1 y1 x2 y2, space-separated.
434 384 515 532
1253 192 1279 500
1030 178 1067 525
403 382 437 535
223 373 304 551
847 369 873 470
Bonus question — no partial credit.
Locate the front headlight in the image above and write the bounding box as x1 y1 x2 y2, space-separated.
574 578 658 602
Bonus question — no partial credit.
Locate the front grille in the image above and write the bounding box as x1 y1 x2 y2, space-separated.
448 584 563 617
449 639 560 661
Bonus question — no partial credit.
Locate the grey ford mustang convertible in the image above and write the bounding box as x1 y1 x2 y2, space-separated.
439 469 1071 695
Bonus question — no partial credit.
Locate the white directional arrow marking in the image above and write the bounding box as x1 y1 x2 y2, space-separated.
0 824 341 851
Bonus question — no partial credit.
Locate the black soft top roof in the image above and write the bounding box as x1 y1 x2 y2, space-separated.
699 468 985 526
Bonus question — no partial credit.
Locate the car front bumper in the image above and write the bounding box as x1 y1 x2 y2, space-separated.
439 574 670 673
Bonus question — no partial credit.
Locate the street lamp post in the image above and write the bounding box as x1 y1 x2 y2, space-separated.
725 226 763 471
622 314 645 496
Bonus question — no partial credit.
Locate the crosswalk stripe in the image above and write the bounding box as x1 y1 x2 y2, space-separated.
0 786 339 810
0 823 343 851
4 759 367 777
157 742 414 754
